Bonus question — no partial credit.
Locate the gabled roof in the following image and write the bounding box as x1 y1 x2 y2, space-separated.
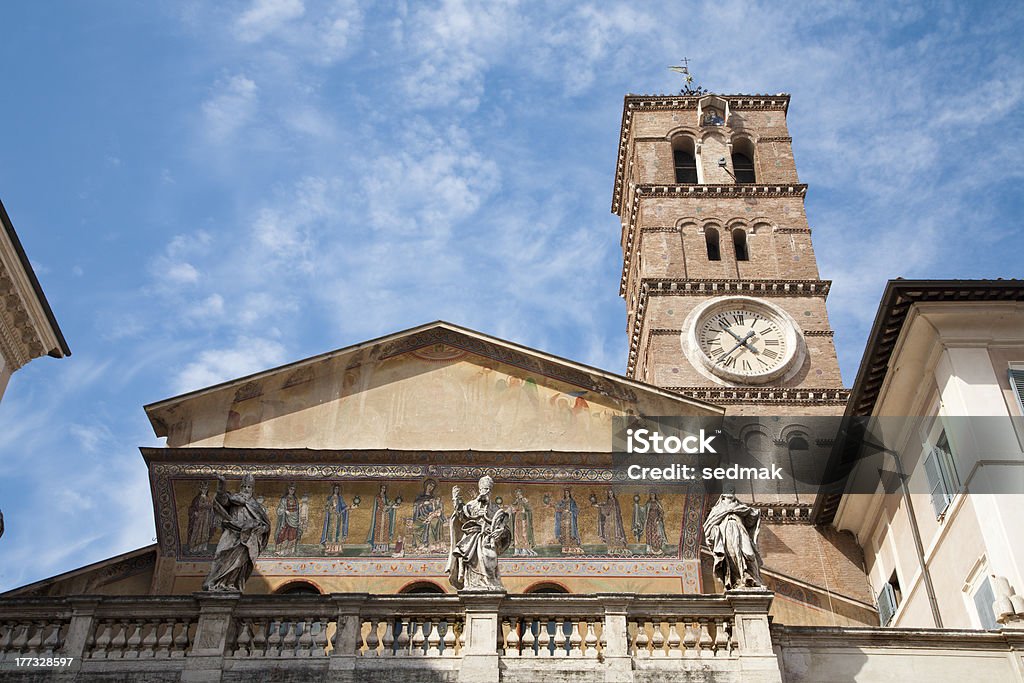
145 321 722 437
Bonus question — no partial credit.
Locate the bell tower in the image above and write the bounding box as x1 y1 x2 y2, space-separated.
612 92 847 415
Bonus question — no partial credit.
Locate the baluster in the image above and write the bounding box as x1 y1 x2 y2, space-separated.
443 620 457 657
521 618 536 657
504 618 519 657
537 619 551 657
233 619 251 657
395 618 410 656
140 619 158 658
298 620 314 657
0 621 14 656
267 620 283 657
454 621 464 654
713 618 729 656
583 621 598 657
41 622 62 657
154 619 173 658
552 618 566 657
682 620 698 658
364 619 380 656
250 620 269 657
381 618 396 656
172 619 190 657
635 621 650 658
411 620 426 656
24 622 43 656
312 618 329 656
11 622 30 656
598 622 607 656
653 621 667 657
626 621 637 657
667 622 682 658
569 620 583 658
726 618 739 654
124 621 143 659
109 620 128 659
426 620 441 657
281 621 298 658
698 618 713 658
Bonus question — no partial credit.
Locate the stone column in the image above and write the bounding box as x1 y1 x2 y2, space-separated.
726 589 782 683
181 591 239 683
62 596 102 671
458 590 505 683
328 593 369 681
597 593 635 683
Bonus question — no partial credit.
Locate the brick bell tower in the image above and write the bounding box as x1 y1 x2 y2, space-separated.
612 92 848 416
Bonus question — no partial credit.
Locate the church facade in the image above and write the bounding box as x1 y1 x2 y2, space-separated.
2 93 1024 682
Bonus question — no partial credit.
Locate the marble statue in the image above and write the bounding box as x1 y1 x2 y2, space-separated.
202 474 271 592
445 476 512 591
703 489 764 590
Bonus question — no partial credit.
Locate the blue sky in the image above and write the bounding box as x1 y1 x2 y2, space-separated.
1 1 1022 591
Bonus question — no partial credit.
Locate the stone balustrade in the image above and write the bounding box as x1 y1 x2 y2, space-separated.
0 590 780 681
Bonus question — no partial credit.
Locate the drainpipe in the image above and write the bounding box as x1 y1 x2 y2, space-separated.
889 448 943 628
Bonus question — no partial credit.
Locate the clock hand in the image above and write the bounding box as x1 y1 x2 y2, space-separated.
721 325 745 343
717 331 756 363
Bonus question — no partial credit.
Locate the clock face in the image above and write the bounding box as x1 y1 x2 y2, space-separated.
689 299 800 384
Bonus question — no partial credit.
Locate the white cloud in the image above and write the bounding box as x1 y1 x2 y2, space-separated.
201 74 258 140
173 337 289 394
236 0 305 43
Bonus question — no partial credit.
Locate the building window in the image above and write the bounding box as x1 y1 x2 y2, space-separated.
970 575 998 629
732 153 755 183
923 426 960 517
732 228 749 261
674 149 698 184
705 228 721 261
877 570 902 626
1010 368 1024 414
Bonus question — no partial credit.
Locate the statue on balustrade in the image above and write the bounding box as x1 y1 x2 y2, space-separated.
703 488 765 590
202 473 271 592
445 476 512 591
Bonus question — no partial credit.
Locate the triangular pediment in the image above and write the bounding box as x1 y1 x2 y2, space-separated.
145 322 721 452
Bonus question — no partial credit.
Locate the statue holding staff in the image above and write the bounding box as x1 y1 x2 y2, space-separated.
445 476 512 591
703 488 765 590
202 474 271 592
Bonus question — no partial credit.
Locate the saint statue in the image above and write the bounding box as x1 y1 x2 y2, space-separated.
703 489 765 590
202 474 271 592
445 476 512 591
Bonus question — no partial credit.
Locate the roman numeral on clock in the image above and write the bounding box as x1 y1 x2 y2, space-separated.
763 349 780 360
764 339 780 346
732 314 745 325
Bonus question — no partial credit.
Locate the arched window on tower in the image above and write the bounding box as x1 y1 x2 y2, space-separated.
731 138 756 184
732 228 749 261
705 227 721 261
672 136 698 183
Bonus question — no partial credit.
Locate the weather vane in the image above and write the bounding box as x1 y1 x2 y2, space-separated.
668 59 709 96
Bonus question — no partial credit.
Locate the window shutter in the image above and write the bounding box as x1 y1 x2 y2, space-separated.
877 583 897 626
1010 369 1024 415
973 577 997 629
923 449 947 516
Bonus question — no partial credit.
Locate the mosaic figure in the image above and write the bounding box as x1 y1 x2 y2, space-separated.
446 476 512 591
187 481 216 553
631 494 644 542
704 489 764 590
510 488 537 556
638 492 668 555
202 474 270 592
366 484 400 555
320 484 351 546
593 487 629 555
274 483 303 555
412 478 446 553
547 487 583 554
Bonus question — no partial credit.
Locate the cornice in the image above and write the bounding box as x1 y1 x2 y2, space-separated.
618 184 808 295
0 261 45 371
664 386 850 406
626 278 831 375
612 94 791 213
758 136 792 143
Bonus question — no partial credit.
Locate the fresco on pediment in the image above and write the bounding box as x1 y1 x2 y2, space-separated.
207 345 653 451
173 477 689 561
